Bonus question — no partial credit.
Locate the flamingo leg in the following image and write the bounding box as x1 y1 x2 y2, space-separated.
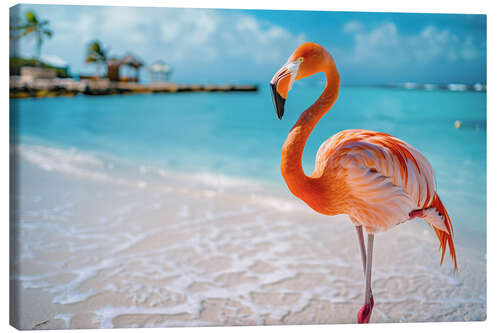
357 233 375 324
355 226 367 272
355 226 373 302
364 234 374 304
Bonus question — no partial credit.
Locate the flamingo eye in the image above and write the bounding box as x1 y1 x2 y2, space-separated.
298 57 304 63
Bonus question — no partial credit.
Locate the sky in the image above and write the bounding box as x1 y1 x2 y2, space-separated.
10 4 486 85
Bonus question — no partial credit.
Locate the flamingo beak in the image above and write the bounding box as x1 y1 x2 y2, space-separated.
270 80 286 120
270 60 299 120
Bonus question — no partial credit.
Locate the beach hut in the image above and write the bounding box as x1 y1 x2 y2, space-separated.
106 53 143 82
106 58 121 82
148 60 173 82
120 53 143 82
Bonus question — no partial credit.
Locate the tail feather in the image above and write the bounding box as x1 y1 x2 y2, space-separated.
424 193 457 271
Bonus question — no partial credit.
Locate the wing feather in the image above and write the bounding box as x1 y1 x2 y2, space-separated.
316 129 435 231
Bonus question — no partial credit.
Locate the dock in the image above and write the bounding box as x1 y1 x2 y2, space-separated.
9 76 258 99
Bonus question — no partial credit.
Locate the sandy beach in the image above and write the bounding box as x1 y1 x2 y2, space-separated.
10 144 486 329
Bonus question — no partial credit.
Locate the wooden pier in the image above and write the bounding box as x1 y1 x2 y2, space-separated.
9 77 258 99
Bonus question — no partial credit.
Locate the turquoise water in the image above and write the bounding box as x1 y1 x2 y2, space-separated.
10 85 486 252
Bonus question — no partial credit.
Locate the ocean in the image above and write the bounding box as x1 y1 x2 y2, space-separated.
10 85 486 254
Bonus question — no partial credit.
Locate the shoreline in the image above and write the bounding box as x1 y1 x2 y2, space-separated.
11 141 487 258
10 143 486 329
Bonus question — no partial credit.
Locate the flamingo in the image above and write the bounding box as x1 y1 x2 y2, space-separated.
270 42 457 324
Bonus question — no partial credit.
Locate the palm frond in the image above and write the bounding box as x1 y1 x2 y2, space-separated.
25 11 38 24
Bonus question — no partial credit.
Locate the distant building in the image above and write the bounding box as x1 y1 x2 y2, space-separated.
148 60 173 82
20 66 57 80
106 53 143 82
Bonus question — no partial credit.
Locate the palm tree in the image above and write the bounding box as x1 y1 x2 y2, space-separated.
11 10 52 65
85 40 108 78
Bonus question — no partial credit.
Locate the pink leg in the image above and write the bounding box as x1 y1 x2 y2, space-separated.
355 226 374 303
356 229 374 324
355 226 367 272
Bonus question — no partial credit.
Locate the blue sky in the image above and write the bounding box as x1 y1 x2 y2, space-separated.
10 4 486 85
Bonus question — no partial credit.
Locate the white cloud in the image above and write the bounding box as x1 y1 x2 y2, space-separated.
343 20 364 34
461 36 478 60
159 12 306 63
14 5 306 72
237 16 259 32
227 15 306 63
157 9 220 61
352 22 399 62
346 22 481 66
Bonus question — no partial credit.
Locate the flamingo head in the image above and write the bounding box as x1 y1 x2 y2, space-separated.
270 42 332 119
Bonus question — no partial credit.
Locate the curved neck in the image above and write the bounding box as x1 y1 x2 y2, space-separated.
281 58 340 202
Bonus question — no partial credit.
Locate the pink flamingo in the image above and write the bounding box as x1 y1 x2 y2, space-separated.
270 42 457 324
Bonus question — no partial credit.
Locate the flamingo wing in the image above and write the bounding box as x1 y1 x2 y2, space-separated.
317 129 457 270
315 129 436 232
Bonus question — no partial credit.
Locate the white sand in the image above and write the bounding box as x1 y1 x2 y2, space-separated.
10 145 486 329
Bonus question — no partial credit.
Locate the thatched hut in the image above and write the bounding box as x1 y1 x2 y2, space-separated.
106 53 143 82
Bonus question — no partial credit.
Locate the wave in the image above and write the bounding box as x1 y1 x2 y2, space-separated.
12 143 303 214
15 144 259 189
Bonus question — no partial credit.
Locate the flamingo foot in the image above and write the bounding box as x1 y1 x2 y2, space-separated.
357 295 374 324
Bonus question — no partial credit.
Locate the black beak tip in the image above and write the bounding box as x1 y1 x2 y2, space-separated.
270 83 286 120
